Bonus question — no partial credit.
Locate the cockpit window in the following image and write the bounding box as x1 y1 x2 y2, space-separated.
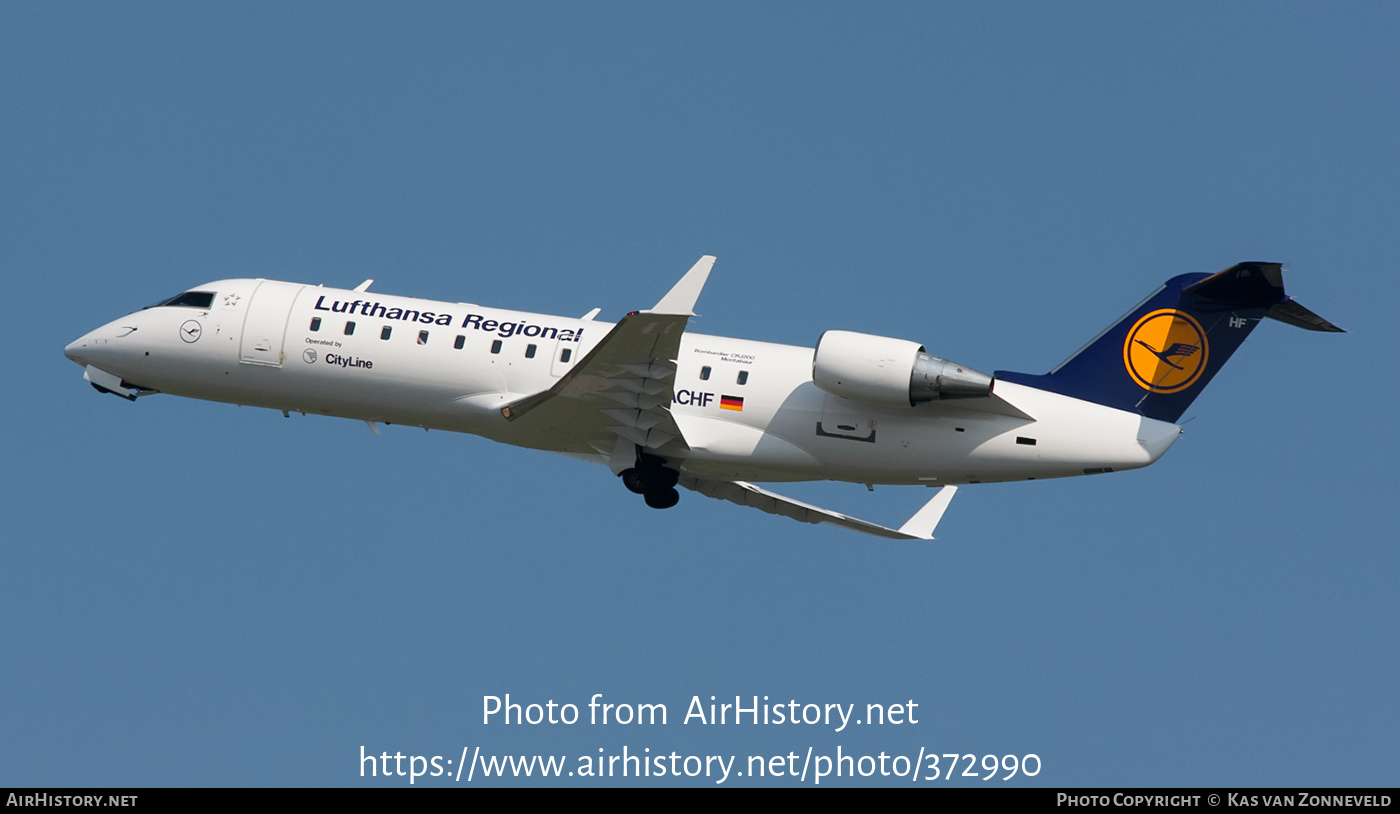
146 291 216 310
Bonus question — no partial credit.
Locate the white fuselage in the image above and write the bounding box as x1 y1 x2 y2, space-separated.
65 278 1180 486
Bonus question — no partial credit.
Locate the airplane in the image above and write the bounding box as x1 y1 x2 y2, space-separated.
63 258 1341 539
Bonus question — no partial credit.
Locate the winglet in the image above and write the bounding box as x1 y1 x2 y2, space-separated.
898 485 958 540
645 256 715 316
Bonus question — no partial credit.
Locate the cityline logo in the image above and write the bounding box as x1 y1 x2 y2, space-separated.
1122 309 1208 394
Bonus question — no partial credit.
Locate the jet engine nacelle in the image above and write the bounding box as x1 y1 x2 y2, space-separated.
812 330 994 407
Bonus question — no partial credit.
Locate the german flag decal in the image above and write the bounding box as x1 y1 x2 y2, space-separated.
720 395 744 411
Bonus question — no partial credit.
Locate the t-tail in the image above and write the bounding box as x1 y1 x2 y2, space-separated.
995 262 1343 423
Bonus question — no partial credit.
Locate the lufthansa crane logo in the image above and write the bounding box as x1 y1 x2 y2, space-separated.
1123 309 1209 394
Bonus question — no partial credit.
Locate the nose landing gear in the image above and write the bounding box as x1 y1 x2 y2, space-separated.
618 450 681 510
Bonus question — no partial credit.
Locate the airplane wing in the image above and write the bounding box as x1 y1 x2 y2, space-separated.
680 476 957 540
498 257 715 459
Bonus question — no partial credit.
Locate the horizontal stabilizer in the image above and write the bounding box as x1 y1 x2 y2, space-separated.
680 476 956 540
1181 261 1286 304
1266 298 1345 332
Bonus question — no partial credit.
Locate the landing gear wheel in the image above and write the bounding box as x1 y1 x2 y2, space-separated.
619 468 646 494
643 487 680 509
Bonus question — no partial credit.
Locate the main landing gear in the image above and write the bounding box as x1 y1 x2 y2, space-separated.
618 450 681 510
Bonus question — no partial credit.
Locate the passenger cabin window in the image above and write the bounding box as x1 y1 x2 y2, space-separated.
147 291 216 310
737 370 749 385
454 335 465 350
490 340 502 354
525 344 537 358
344 321 356 336
418 330 429 345
559 348 572 363
310 317 321 332
700 366 711 381
381 326 393 340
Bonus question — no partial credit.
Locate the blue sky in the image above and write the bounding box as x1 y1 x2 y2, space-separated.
3 3 1396 787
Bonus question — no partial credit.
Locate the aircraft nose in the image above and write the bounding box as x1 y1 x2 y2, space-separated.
64 335 91 367
65 319 134 368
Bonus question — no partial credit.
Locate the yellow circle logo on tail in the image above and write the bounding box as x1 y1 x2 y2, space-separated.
1123 309 1209 394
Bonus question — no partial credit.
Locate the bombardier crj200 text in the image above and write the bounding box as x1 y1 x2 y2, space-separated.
65 258 1341 539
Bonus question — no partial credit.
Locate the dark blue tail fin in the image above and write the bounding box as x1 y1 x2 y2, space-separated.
995 262 1342 423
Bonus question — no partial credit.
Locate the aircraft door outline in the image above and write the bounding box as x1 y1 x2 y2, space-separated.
239 281 303 366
